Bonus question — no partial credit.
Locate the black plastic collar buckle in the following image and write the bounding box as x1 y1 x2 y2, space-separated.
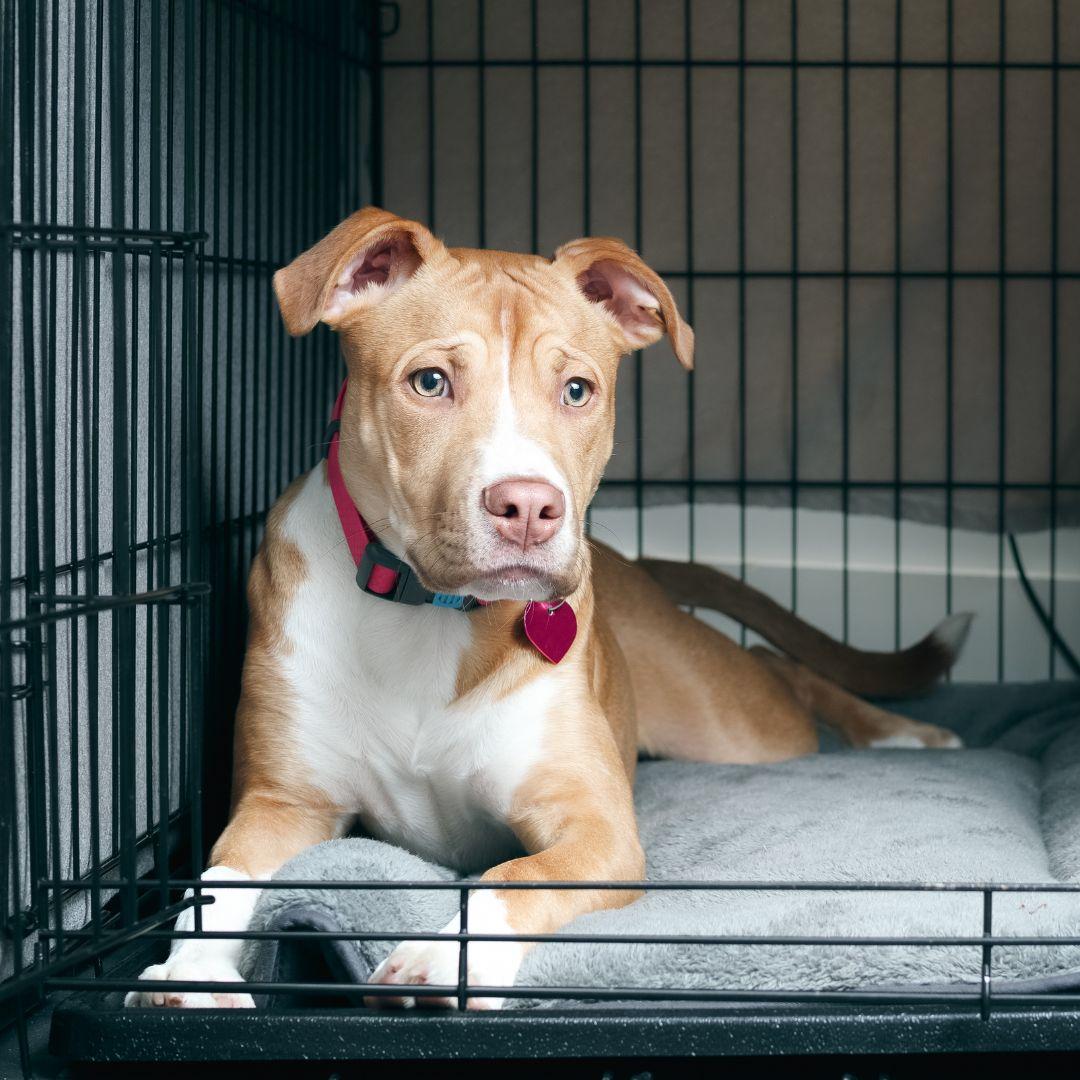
356 538 433 605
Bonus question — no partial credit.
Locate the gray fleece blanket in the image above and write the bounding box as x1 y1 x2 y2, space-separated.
241 682 1080 1006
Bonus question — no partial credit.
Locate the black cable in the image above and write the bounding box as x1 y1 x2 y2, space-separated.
1008 533 1080 679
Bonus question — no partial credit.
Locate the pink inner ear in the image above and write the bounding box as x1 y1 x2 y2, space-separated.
576 260 661 347
349 243 394 290
325 235 421 319
579 266 615 303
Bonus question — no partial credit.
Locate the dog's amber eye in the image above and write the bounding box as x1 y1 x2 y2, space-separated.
410 368 449 398
562 378 592 407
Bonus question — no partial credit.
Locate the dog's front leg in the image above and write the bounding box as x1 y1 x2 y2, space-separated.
125 793 342 1008
369 742 644 1010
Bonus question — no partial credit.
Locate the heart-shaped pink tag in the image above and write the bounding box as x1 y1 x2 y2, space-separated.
523 600 577 664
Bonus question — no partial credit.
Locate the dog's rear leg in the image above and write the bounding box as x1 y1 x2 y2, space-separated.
748 647 963 750
125 795 342 1008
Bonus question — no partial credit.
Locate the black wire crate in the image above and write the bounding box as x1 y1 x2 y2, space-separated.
33 877 1080 1011
3 0 1080 1076
36 877 1080 1067
31 876 1080 1071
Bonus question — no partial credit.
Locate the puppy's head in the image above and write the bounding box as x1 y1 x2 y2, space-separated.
274 207 693 602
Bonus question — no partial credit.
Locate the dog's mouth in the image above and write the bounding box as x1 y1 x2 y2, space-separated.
407 552 579 604
403 521 587 603
466 564 561 602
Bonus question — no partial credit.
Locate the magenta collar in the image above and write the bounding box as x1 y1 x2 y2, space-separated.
324 380 577 661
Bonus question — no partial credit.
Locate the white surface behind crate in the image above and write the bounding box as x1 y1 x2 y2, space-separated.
588 503 1080 682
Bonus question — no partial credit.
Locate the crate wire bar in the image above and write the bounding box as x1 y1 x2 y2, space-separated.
2 0 1079 1075
376 0 1079 679
0 0 378 1073
28 879 1080 1017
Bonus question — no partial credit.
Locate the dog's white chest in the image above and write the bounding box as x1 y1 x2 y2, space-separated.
277 469 550 870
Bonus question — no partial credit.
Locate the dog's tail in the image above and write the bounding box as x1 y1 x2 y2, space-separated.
638 558 973 698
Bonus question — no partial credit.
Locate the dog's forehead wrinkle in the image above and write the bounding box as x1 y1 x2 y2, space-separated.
380 256 580 368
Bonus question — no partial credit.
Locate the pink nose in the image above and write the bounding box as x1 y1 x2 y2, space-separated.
483 479 565 551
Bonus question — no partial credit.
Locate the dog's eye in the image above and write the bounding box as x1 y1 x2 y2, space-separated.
562 378 592 408
410 368 449 398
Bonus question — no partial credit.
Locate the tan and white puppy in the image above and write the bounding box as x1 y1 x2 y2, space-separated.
126 207 968 1010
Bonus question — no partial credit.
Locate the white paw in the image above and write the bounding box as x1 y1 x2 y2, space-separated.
871 725 963 750
366 899 524 1011
124 955 255 1009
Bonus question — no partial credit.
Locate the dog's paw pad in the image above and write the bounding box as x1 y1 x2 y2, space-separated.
365 936 518 1011
124 958 253 1009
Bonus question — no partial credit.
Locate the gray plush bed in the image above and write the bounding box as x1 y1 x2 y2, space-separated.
241 681 1080 1006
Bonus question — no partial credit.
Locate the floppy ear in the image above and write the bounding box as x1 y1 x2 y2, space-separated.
553 237 694 370
272 206 446 337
